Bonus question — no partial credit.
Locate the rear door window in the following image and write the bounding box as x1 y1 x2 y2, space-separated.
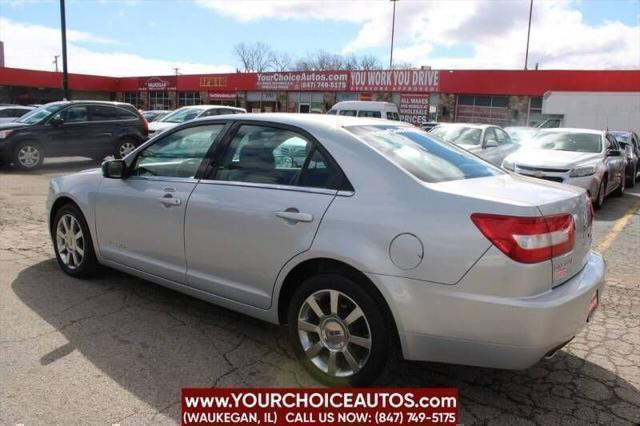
338 110 357 117
358 110 382 118
346 125 502 183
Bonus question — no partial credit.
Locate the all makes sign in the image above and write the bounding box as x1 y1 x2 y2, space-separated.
350 69 439 92
399 94 430 124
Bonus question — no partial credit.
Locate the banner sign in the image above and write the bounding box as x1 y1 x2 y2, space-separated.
351 69 439 92
256 71 349 91
208 92 237 100
182 388 458 425
399 93 430 124
138 76 176 91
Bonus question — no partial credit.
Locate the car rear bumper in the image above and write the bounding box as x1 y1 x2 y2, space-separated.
369 250 606 369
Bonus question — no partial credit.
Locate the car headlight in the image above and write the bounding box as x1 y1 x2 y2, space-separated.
502 159 515 171
0 130 13 139
570 165 597 177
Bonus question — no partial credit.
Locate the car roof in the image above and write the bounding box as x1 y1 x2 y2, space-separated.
0 105 33 109
331 101 397 108
434 122 493 129
189 112 413 129
175 105 244 111
44 100 137 108
538 127 604 135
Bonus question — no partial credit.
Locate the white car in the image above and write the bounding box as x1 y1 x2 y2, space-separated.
327 101 400 120
148 105 246 137
430 123 519 166
0 105 34 123
502 128 626 209
47 114 604 386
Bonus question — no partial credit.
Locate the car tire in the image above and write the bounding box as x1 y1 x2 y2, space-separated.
52 204 99 278
614 173 625 197
12 141 44 170
594 178 606 210
115 138 138 159
628 165 637 188
287 273 396 386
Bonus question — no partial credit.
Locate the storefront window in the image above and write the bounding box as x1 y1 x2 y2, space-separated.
246 91 278 112
123 92 140 108
528 97 543 126
455 95 510 126
288 92 324 113
178 91 202 106
149 91 170 110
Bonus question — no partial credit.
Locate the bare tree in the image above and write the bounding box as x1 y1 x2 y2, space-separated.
358 54 382 70
270 52 292 72
234 42 275 72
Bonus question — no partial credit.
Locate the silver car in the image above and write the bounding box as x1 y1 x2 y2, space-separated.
430 123 519 166
502 128 626 209
47 114 605 386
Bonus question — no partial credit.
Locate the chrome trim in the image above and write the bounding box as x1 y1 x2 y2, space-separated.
127 176 199 184
196 179 339 196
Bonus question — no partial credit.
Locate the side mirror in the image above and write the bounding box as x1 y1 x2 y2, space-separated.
606 149 621 157
50 115 64 126
484 139 498 148
102 159 127 179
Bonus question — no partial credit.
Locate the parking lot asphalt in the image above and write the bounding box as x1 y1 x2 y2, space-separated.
1 158 639 425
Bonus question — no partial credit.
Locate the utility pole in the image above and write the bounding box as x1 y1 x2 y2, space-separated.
53 55 60 73
59 0 69 99
389 0 398 69
524 0 533 70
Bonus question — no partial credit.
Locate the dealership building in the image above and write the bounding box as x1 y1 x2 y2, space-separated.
0 67 638 126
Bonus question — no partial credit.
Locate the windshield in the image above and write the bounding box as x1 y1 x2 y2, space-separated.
346 125 502 183
531 132 602 153
430 125 482 146
159 107 202 123
16 103 66 124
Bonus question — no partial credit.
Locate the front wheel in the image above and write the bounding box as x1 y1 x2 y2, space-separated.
594 178 606 210
287 273 395 386
52 204 99 278
13 141 44 170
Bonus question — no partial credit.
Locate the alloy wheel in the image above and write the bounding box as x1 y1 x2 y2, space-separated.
56 214 85 270
18 145 40 168
119 141 136 157
297 289 372 377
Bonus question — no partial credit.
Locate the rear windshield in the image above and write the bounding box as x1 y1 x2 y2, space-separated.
610 131 630 143
531 132 602 153
346 125 502 183
430 125 482 146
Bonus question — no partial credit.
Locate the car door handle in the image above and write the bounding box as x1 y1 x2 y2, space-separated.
158 195 181 207
275 210 313 223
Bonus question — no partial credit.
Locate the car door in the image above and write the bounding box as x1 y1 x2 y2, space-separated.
48 104 92 155
604 134 624 193
95 123 226 283
493 127 518 164
87 105 121 156
184 123 343 309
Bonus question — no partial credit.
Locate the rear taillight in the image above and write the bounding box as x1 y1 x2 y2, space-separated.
471 213 575 264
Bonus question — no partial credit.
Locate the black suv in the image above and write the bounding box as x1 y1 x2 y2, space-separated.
0 101 148 170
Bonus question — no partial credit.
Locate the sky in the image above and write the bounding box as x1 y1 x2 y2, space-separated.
0 0 638 76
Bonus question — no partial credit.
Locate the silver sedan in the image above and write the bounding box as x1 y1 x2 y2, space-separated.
47 114 605 386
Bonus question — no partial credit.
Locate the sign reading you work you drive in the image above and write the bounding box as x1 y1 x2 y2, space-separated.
350 69 439 92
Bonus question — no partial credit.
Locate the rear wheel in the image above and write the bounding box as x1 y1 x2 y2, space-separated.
594 178 606 210
13 141 44 170
52 204 99 278
287 273 395 386
115 138 138 159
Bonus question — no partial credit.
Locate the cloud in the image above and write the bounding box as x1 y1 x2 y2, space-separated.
0 18 234 76
198 0 640 69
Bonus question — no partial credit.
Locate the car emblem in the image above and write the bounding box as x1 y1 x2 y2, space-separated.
534 170 544 178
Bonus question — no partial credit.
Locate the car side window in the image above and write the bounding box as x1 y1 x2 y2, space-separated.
338 110 357 117
484 128 498 145
0 109 9 117
59 106 88 123
131 124 224 178
358 110 382 118
117 108 139 120
201 109 221 117
495 128 511 145
89 105 118 121
12 109 29 117
212 125 338 189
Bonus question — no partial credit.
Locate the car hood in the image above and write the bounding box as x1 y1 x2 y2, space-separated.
0 122 30 130
506 148 601 168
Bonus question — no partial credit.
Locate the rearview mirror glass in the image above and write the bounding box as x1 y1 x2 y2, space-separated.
102 159 126 179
